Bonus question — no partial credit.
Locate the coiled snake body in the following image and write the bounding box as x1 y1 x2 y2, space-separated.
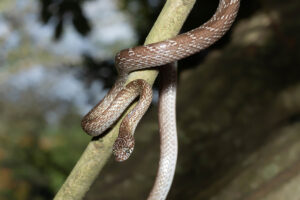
81 0 240 199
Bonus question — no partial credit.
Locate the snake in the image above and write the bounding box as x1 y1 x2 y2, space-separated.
81 0 240 199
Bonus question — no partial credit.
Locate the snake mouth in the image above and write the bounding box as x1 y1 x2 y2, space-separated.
113 147 134 162
113 136 135 162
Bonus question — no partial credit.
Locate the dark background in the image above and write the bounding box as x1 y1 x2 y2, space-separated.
0 0 300 199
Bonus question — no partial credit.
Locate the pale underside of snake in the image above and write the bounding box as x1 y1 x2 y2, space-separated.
81 0 240 199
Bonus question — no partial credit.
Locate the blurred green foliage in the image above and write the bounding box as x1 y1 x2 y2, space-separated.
38 0 92 40
0 88 89 199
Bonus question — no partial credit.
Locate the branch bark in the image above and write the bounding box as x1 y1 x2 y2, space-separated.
54 0 196 199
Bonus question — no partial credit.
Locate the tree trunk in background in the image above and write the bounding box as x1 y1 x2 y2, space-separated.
170 0 300 198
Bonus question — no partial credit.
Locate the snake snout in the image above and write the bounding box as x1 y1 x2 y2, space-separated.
113 147 134 162
113 136 135 162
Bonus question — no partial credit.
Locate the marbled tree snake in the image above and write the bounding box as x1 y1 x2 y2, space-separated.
81 0 240 199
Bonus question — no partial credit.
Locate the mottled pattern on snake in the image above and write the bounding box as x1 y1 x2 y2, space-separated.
81 0 240 199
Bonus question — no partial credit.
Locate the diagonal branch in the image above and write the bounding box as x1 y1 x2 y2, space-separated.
54 0 196 199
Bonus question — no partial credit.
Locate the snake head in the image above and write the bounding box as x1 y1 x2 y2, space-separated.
112 135 135 162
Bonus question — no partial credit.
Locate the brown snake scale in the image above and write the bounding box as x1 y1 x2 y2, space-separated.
81 0 240 199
